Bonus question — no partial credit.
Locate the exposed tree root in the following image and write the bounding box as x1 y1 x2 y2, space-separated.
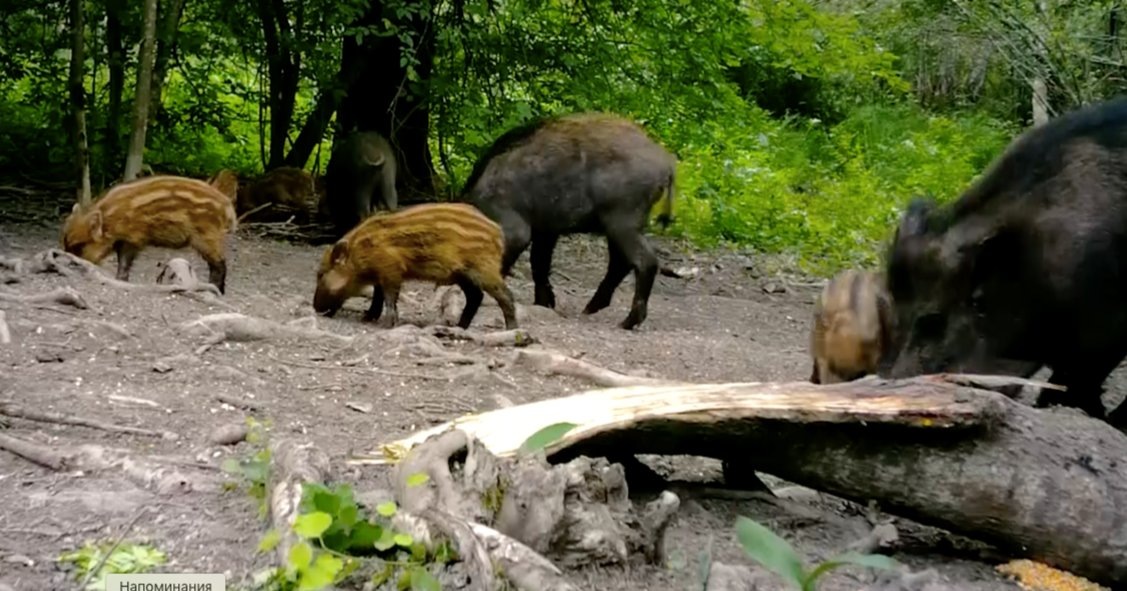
428 325 537 347
75 318 133 339
0 433 214 494
179 312 353 346
267 438 332 563
0 310 9 345
0 286 88 309
155 258 235 309
360 374 1127 585
0 401 178 439
28 249 223 296
384 429 680 588
513 348 681 388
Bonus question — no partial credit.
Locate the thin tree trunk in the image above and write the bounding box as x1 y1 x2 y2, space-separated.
105 0 125 172
69 0 92 206
256 0 301 170
148 0 187 126
123 0 160 182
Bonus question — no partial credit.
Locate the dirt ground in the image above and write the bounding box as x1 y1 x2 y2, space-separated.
1 193 1121 591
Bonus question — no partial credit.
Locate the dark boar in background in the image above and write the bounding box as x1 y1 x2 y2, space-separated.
882 96 1127 424
461 112 676 330
809 269 893 384
323 131 398 237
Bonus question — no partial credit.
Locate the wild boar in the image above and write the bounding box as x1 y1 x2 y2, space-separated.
882 96 1127 424
207 169 239 202
61 175 238 293
312 202 518 330
809 269 893 384
323 131 398 237
462 112 677 330
237 166 319 222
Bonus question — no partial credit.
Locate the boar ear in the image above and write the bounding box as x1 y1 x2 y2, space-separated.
329 240 350 266
87 210 104 240
897 198 934 239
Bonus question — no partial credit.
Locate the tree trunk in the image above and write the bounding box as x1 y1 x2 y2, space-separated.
123 0 160 182
68 0 92 206
104 0 126 174
361 374 1127 586
1032 77 1050 127
256 0 301 170
281 41 368 171
335 0 437 201
148 0 187 126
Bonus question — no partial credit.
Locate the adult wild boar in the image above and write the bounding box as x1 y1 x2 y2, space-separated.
462 112 676 330
882 96 1127 424
323 131 398 237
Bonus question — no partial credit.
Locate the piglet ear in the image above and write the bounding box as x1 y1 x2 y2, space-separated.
87 210 104 241
329 240 350 266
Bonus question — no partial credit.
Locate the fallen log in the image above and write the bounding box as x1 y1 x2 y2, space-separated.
355 374 1127 586
267 438 332 564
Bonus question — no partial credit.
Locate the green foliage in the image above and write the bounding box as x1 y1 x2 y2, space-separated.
734 516 898 590
221 419 273 517
59 541 167 590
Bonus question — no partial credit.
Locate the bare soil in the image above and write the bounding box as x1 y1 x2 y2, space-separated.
2 194 1121 591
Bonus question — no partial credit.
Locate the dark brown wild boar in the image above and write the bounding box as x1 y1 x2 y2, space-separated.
61 175 238 293
809 269 893 384
312 203 518 330
237 166 319 222
207 169 239 202
463 112 676 330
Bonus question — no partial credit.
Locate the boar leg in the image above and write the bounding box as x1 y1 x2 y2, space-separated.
529 233 559 308
376 284 400 329
477 275 520 331
192 237 228 294
454 275 485 329
809 361 821 384
614 231 659 330
362 286 385 323
583 244 630 316
114 242 141 281
497 214 531 277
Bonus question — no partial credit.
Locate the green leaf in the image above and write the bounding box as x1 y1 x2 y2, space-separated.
336 503 359 529
288 541 313 572
293 512 333 539
405 472 430 488
804 552 899 585
409 565 442 591
297 553 342 591
374 528 397 552
257 529 282 553
376 501 398 518
734 516 806 586
349 522 383 551
220 458 241 475
393 533 414 548
518 422 578 454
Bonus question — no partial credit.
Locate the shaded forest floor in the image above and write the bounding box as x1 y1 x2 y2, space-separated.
2 189 1120 590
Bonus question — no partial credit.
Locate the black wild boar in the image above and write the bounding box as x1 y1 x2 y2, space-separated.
461 112 677 330
882 96 1127 424
323 131 398 237
312 203 518 330
810 269 893 384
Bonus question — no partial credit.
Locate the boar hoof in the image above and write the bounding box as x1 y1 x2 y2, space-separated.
375 316 397 329
619 312 645 330
533 288 556 309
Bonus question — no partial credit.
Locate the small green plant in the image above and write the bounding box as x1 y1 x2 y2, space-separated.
734 516 897 590
221 418 273 516
518 421 579 455
254 481 452 591
59 541 167 590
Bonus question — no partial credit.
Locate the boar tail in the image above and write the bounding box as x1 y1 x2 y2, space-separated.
654 170 676 229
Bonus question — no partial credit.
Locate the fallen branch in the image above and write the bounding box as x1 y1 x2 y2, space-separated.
29 249 220 295
268 438 331 564
0 434 213 494
428 325 537 347
0 286 88 309
359 374 1127 585
0 310 9 345
513 348 681 388
155 258 233 309
179 313 353 346
267 353 447 381
0 402 178 440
